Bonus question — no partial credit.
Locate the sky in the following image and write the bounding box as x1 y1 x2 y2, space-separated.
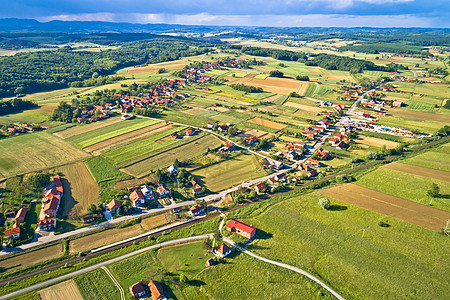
1 0 449 27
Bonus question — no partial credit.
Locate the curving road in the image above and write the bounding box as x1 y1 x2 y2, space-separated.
223 236 345 300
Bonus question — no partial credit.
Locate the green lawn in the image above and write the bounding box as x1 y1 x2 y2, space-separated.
74 268 120 300
191 153 267 192
66 118 159 148
226 191 450 300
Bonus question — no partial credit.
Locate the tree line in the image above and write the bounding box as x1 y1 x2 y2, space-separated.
229 83 263 93
0 98 37 116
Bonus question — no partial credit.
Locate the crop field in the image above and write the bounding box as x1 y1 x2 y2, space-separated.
122 134 223 178
69 223 144 254
57 161 99 215
191 153 266 192
0 132 90 178
406 100 436 111
0 108 52 126
101 126 186 166
84 122 168 155
38 280 84 300
382 162 450 182
228 191 449 300
377 114 444 133
66 118 159 149
247 117 287 130
320 183 450 230
0 244 62 271
284 101 325 114
355 135 399 149
231 75 302 94
402 144 450 172
239 128 274 139
140 212 171 231
85 156 129 183
74 268 120 300
385 107 450 123
54 117 122 139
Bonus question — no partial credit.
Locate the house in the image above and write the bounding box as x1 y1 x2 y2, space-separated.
4 223 20 239
121 114 132 120
207 122 215 128
15 207 28 223
4 210 16 219
37 217 56 230
167 164 178 175
214 243 233 258
307 169 318 178
317 149 330 159
245 136 259 145
189 205 205 216
149 280 165 300
274 173 286 181
141 185 155 200
306 158 320 168
130 190 146 207
185 129 195 136
392 101 403 107
157 184 170 198
220 141 235 152
299 163 312 172
173 207 183 214
226 219 256 239
267 177 278 185
205 258 215 267
218 125 229 133
336 141 348 151
254 183 267 193
129 281 150 298
108 199 121 214
83 216 95 223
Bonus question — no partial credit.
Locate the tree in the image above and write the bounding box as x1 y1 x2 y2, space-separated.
214 230 222 242
87 204 97 215
68 206 82 220
203 237 213 251
269 70 284 78
318 197 330 209
426 183 440 205
364 151 378 161
180 273 189 284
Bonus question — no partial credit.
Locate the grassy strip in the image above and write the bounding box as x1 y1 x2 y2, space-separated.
272 95 289 105
84 156 130 183
161 110 213 127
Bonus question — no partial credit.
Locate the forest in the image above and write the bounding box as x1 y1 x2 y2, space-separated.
0 98 37 116
0 38 212 98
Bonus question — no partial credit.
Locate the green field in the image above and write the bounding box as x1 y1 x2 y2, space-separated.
102 126 185 166
0 108 52 125
85 156 130 183
377 115 444 133
122 134 223 177
402 144 450 172
74 268 120 300
226 191 450 300
405 100 436 111
66 118 159 148
0 132 90 178
191 153 267 192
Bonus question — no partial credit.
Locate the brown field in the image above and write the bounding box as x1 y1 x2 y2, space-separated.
284 101 324 113
140 212 171 231
184 107 206 115
386 108 450 123
208 106 229 112
247 117 286 130
126 55 205 75
323 74 356 82
84 122 168 154
38 280 84 300
57 161 99 216
232 75 302 94
238 128 274 139
383 162 450 182
155 135 173 143
356 136 399 149
54 118 122 139
261 93 281 102
320 184 450 231
0 244 62 270
69 224 144 253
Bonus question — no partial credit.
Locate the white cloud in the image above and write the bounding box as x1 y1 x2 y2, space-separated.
286 0 414 9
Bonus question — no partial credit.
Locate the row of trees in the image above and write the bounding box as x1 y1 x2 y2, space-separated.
0 98 37 116
229 83 263 93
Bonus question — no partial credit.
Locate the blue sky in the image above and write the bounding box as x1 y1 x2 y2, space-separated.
1 0 449 27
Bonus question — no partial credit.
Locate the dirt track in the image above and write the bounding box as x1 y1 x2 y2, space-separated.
320 183 450 231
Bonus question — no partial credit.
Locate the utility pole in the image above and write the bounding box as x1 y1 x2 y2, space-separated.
362 229 366 238
267 271 269 283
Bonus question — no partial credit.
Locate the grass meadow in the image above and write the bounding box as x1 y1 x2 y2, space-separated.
84 156 130 183
74 269 120 300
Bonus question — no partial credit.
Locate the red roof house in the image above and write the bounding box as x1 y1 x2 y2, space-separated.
226 219 256 239
15 207 28 223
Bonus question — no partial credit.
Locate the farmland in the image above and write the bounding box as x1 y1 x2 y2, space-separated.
226 191 450 300
57 161 100 215
402 143 450 172
0 132 90 178
0 244 63 271
74 268 120 300
38 280 84 300
190 153 267 192
84 156 130 183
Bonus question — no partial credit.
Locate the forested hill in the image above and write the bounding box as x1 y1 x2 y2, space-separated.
0 38 212 98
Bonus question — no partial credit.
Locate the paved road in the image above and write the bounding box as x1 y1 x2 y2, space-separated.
223 237 345 300
0 234 212 300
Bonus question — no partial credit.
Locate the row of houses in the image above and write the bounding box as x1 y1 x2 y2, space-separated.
37 176 63 231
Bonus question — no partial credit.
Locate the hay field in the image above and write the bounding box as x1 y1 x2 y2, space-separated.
84 122 168 154
54 118 122 139
191 154 266 192
140 213 171 231
284 101 324 113
57 162 99 216
402 146 450 172
0 132 90 178
232 75 302 94
247 117 287 130
38 280 84 300
382 162 450 182
69 224 144 253
0 244 62 270
320 184 450 231
240 128 274 139
356 136 399 149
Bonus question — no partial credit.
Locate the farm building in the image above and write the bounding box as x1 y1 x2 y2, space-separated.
189 205 205 216
149 280 165 300
392 101 403 107
214 243 233 258
226 219 256 239
129 281 150 298
205 258 215 267
121 114 132 120
83 216 95 223
254 183 267 193
108 199 121 214
15 207 28 223
4 223 20 239
307 158 320 168
130 190 146 207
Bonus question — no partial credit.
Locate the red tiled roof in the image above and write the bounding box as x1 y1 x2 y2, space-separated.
226 219 256 235
149 280 164 300
5 223 20 237
109 199 121 210
15 207 28 223
130 191 145 202
215 243 232 255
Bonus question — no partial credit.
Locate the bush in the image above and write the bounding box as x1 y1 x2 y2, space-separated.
318 197 330 209
378 221 390 228
296 75 310 81
269 70 284 78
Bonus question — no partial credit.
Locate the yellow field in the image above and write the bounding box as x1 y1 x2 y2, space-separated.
57 161 99 216
38 280 84 300
284 101 324 113
140 213 171 231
